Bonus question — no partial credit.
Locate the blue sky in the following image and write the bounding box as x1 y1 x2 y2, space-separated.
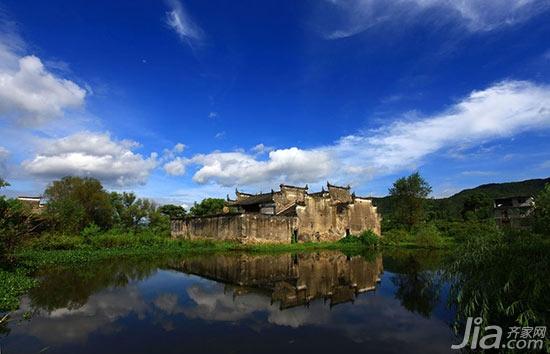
1 0 550 206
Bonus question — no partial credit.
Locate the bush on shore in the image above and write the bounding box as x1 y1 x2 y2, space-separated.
381 228 409 245
25 228 172 251
414 223 443 249
340 230 380 248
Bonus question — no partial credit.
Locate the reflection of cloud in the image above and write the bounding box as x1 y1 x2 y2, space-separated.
183 280 454 352
153 293 180 315
12 285 147 345
6 267 455 353
184 283 276 322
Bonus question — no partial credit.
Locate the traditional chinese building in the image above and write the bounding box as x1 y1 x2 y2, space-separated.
171 182 381 244
493 195 535 229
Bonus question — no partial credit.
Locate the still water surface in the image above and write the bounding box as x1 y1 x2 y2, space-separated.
1 250 458 353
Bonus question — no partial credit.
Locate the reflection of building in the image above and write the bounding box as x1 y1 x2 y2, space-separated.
173 252 383 309
493 196 535 229
17 196 45 213
172 183 381 244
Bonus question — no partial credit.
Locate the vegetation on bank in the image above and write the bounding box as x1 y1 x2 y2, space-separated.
373 176 550 221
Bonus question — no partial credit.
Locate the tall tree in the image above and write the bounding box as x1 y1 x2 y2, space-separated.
110 192 164 229
0 178 9 189
44 176 113 233
159 204 187 219
389 172 432 230
189 198 225 216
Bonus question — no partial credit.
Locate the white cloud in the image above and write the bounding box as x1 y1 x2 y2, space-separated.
191 147 334 187
0 54 86 125
251 143 273 155
174 142 185 153
333 80 550 174
166 80 550 188
460 170 497 177
539 160 550 169
322 0 550 39
214 131 225 139
164 157 188 176
23 132 158 186
165 0 203 44
161 142 186 162
208 111 218 119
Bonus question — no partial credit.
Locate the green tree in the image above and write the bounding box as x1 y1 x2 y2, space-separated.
388 172 432 230
159 204 187 219
461 192 492 221
0 197 42 262
0 178 9 189
110 191 168 231
189 198 225 216
110 192 163 229
44 176 113 233
533 183 550 235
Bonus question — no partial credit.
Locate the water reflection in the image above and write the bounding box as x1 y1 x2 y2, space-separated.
1 251 457 354
174 253 383 309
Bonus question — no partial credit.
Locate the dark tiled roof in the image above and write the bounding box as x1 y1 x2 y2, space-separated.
327 183 352 204
232 193 274 206
280 184 308 190
327 182 350 190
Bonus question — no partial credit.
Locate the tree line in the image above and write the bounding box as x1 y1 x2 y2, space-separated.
0 176 228 260
381 172 550 246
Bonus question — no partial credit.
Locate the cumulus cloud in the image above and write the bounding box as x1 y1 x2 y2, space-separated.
23 132 158 186
165 80 550 188
174 142 185 153
164 157 188 176
191 147 334 186
0 53 86 125
251 143 273 155
165 0 203 44
321 0 550 39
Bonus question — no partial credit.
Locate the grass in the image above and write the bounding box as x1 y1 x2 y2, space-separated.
16 239 372 268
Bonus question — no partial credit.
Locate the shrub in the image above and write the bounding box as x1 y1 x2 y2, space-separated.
382 229 409 245
414 223 443 249
28 233 85 250
339 230 380 248
81 223 101 242
358 230 380 247
441 220 501 243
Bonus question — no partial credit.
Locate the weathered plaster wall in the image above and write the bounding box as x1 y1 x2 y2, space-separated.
171 214 294 244
348 198 381 235
171 189 380 243
273 186 306 211
295 195 381 242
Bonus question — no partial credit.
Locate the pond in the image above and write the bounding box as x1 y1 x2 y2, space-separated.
1 250 460 353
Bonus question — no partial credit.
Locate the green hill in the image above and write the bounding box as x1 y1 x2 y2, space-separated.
372 177 550 220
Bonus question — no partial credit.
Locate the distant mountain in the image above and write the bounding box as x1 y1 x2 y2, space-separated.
372 177 550 220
